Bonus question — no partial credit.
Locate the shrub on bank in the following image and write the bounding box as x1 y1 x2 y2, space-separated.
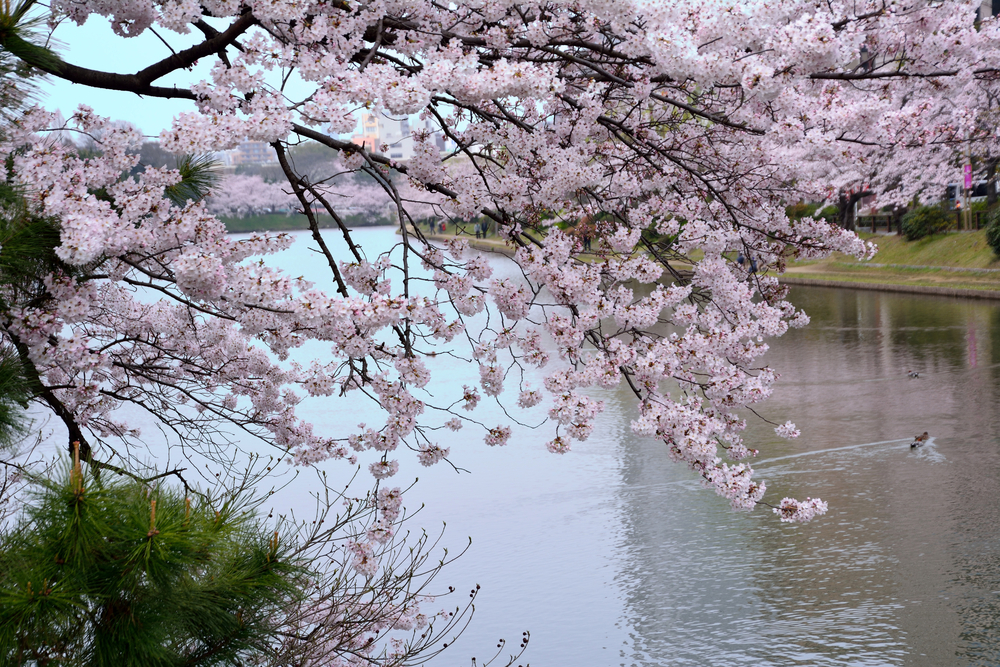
818 205 840 224
986 208 1000 256
785 202 820 220
901 205 951 241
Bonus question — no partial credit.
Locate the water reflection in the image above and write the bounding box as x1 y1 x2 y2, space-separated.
615 286 1000 666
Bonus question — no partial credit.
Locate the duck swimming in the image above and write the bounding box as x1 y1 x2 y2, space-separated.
911 432 929 447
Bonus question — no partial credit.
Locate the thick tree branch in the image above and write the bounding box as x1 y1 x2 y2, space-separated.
11 12 257 100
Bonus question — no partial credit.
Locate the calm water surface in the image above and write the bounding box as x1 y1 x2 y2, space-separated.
240 229 1000 665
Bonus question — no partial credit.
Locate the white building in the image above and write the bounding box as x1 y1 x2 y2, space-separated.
220 141 278 166
349 111 450 160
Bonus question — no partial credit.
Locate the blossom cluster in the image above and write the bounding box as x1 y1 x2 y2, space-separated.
773 497 830 523
8 4 988 575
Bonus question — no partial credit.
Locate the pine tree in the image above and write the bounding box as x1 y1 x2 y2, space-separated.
0 444 308 666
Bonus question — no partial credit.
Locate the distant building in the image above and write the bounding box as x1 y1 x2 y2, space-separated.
223 141 278 166
348 111 450 160
359 112 380 150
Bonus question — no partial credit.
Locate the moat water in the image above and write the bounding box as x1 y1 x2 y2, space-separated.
129 228 1000 665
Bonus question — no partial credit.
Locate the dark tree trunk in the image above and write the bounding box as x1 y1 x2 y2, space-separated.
891 205 904 235
838 189 873 231
838 192 854 231
987 158 998 207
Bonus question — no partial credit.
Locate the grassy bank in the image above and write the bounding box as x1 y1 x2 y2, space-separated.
855 230 999 269
222 214 393 233
787 230 1000 293
222 214 327 233
410 224 1000 295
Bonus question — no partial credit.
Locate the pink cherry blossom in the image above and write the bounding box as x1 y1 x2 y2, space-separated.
773 497 830 524
6 10 987 597
484 426 511 447
416 443 450 467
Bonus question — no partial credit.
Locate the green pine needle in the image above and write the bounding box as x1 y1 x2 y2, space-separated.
0 350 28 450
0 0 64 74
166 154 221 207
0 462 308 666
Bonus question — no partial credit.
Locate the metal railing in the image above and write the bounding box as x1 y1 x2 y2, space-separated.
855 215 897 233
856 211 987 233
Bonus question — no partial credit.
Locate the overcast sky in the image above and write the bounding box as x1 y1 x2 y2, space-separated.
37 16 219 137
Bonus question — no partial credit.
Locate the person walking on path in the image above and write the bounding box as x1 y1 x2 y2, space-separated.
577 214 594 252
737 251 757 274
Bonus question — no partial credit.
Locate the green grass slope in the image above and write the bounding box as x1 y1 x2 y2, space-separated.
859 231 1000 269
787 231 1000 293
222 214 394 233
